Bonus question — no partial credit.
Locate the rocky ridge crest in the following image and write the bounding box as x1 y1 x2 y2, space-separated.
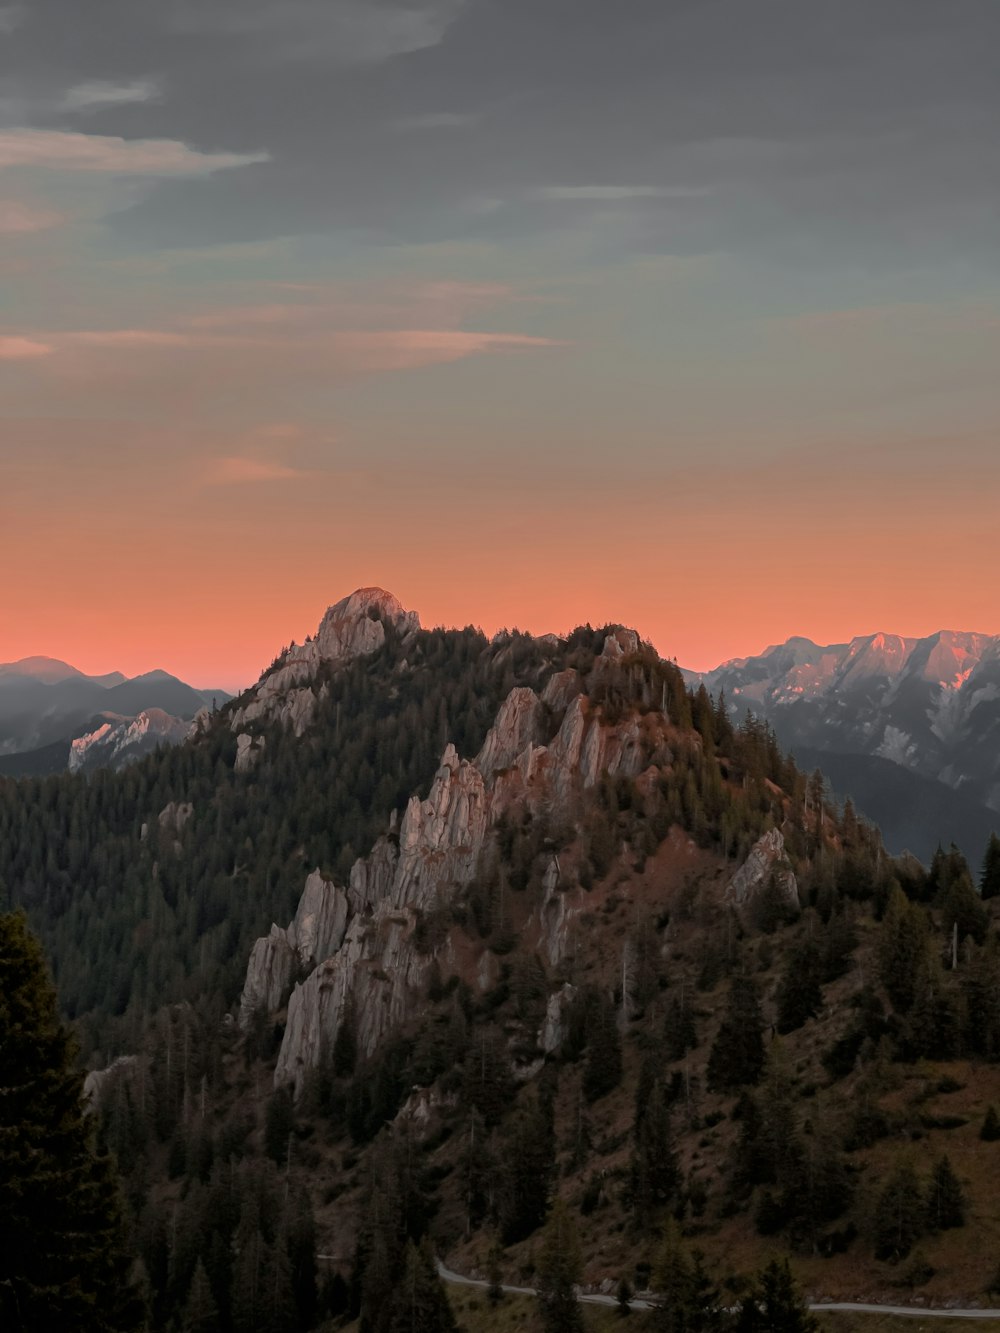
240 637 667 1095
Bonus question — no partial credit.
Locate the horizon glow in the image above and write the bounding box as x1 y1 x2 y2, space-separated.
2 2 999 691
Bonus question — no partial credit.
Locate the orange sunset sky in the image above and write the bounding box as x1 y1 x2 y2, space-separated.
2 3 999 690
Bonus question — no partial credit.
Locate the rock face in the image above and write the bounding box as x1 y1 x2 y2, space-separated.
234 733 266 773
242 663 664 1096
239 871 349 1026
83 1055 138 1111
725 828 799 912
539 983 577 1054
231 587 420 738
158 801 193 836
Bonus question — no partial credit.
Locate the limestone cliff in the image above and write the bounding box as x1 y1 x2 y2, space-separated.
239 871 349 1025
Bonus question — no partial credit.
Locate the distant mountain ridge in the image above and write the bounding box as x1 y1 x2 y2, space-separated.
0 654 230 775
687 629 1000 860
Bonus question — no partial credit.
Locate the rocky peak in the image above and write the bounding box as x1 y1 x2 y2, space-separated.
231 588 420 739
314 588 420 663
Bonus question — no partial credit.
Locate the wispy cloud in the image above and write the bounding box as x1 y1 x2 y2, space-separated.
326 329 561 374
0 336 52 359
538 185 711 202
0 200 64 234
201 456 309 486
60 79 163 114
0 130 267 176
393 111 477 132
166 0 465 64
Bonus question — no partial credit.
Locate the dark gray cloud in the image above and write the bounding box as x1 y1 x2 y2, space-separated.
4 0 999 265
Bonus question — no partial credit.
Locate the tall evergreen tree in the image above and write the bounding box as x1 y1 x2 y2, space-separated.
181 1257 219 1333
707 971 765 1092
630 1078 679 1225
874 1162 925 1262
927 1156 965 1231
877 888 929 1014
981 834 1000 901
583 991 623 1103
0 910 146 1331
737 1259 817 1333
536 1199 584 1333
775 940 823 1034
388 1240 457 1333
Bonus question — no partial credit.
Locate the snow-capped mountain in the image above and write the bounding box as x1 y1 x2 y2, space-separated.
688 630 1000 860
67 709 193 775
0 657 230 775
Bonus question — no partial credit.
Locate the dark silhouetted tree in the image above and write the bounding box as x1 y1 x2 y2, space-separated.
927 1156 965 1231
536 1199 584 1333
707 971 765 1092
0 910 146 1331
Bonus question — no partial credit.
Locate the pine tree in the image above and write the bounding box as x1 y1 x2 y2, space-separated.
877 887 929 1014
182 1257 220 1332
981 834 1000 901
264 1085 295 1166
874 1162 925 1261
738 1259 818 1333
927 1156 965 1231
981 1106 1000 1142
0 910 146 1330
707 971 765 1092
652 1221 694 1333
775 940 823 1034
499 1085 555 1243
616 1277 633 1317
388 1239 457 1333
583 991 623 1103
630 1078 679 1225
536 1198 584 1333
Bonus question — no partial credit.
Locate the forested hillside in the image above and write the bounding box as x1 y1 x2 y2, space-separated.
3 594 1000 1331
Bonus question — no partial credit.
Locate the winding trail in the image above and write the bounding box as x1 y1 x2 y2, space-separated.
435 1258 1000 1321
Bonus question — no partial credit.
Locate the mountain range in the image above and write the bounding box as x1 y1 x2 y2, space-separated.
5 586 1000 1324
687 630 1000 862
0 655 230 776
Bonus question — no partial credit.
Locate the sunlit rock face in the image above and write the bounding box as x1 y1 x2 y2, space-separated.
231 587 421 738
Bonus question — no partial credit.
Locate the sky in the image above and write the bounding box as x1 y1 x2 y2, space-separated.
1 0 999 690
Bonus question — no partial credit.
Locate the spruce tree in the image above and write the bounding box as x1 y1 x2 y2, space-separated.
927 1156 965 1231
182 1257 220 1332
981 834 1000 901
776 940 823 1034
739 1259 818 1333
707 971 765 1092
583 991 623 1103
877 888 929 1014
630 1078 679 1225
981 1106 1000 1142
874 1162 925 1261
388 1239 457 1333
536 1198 584 1333
0 910 146 1331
